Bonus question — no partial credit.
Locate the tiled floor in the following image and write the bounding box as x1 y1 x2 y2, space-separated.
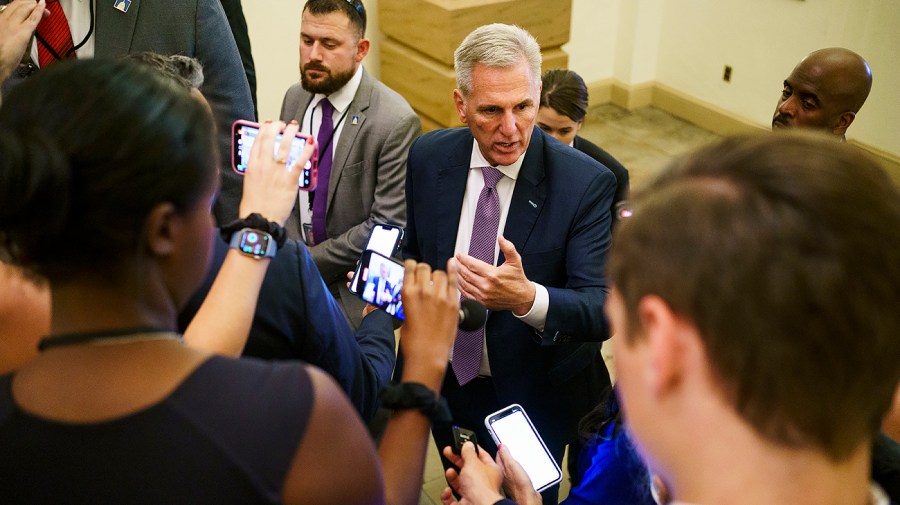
580 104 722 192
417 104 720 505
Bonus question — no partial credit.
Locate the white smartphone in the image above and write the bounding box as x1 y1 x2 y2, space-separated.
349 224 404 294
484 404 562 493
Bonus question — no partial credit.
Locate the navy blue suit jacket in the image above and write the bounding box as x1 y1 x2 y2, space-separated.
403 126 615 454
179 236 396 422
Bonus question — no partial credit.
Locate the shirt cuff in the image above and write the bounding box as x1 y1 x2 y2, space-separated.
513 281 548 332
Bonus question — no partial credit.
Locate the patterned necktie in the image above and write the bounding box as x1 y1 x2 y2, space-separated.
452 166 504 385
311 98 335 244
36 0 76 68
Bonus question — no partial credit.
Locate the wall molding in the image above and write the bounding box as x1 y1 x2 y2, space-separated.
587 79 900 184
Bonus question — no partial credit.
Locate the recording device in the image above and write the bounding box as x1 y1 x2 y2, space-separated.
231 120 318 190
354 250 406 320
349 224 404 294
484 404 562 493
458 299 487 331
451 425 479 455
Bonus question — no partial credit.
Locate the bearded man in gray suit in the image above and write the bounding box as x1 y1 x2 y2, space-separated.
280 0 420 328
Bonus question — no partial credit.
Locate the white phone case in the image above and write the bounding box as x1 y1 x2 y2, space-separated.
484 404 562 492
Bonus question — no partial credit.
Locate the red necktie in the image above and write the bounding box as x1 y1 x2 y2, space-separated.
36 0 76 67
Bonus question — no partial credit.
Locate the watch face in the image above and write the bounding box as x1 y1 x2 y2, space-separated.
239 230 271 257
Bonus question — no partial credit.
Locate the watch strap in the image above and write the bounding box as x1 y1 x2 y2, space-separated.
379 382 452 424
220 213 287 248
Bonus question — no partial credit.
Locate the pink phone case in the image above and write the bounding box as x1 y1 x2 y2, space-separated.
231 119 319 190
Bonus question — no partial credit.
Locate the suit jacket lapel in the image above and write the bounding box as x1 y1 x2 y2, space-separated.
94 0 141 57
329 69 372 208
500 127 546 264
435 130 472 264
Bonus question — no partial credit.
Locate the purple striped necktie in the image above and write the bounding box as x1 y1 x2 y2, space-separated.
311 98 334 244
452 166 504 385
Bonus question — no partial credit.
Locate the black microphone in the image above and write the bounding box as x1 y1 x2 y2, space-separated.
459 299 487 331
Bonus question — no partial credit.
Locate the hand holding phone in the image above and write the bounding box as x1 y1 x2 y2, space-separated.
354 250 406 320
494 445 545 505
232 120 318 190
349 224 404 294
485 404 561 493
237 120 317 226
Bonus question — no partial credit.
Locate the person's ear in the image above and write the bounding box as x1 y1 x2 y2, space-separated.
833 111 855 137
454 89 467 124
636 295 690 397
575 120 584 134
143 202 179 257
356 37 370 63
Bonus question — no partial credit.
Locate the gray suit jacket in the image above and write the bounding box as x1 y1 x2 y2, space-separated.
1 0 253 224
280 69 420 327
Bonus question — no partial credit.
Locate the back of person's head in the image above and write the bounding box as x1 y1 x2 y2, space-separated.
540 69 589 123
609 131 900 461
454 23 541 98
127 52 205 89
303 0 367 38
0 59 216 283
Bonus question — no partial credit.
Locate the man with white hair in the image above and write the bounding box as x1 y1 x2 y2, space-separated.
401 23 617 503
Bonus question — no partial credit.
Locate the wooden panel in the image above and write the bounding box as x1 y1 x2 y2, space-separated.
383 39 569 129
416 109 453 132
379 0 572 66
381 38 459 126
541 47 568 72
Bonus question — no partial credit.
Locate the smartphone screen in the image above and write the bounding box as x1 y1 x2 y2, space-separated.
349 224 403 293
354 250 405 320
231 120 317 190
485 405 562 492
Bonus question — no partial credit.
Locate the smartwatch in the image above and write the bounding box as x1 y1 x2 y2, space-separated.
228 227 277 259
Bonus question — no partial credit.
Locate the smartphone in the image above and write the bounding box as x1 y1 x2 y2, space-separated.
484 404 562 493
231 120 318 190
349 224 404 294
353 250 405 320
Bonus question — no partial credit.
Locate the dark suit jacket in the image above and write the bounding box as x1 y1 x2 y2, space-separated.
403 126 615 457
0 0 254 224
179 236 396 422
218 0 257 117
280 69 420 328
573 135 630 216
